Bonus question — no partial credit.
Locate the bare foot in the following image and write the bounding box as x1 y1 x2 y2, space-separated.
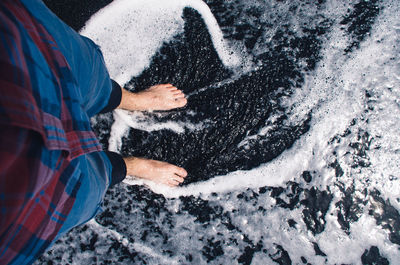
123 157 187 187
118 84 187 111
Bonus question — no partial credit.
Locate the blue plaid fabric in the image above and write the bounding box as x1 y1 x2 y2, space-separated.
0 0 117 264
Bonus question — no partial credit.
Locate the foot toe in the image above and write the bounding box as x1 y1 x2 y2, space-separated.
177 98 188 108
173 92 185 98
168 179 179 187
175 167 188 178
165 84 175 88
173 89 183 94
174 175 185 183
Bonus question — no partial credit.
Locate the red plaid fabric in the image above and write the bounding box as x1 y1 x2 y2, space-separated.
0 1 111 264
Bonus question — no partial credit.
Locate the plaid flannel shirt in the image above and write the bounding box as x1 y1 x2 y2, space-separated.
0 1 125 264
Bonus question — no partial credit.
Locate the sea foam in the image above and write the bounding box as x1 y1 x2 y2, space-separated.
82 0 400 206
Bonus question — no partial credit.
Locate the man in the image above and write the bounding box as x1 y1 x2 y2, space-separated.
0 0 187 264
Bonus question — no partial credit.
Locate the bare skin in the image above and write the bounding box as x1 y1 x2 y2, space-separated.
117 83 187 111
123 157 187 187
118 84 188 186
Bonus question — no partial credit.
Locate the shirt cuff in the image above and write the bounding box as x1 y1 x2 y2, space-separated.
99 80 122 114
104 151 126 187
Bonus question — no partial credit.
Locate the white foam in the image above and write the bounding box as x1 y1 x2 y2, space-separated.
145 4 363 197
81 0 242 149
113 109 205 134
128 0 400 201
80 0 240 85
108 113 130 152
83 0 400 202
87 220 180 264
316 213 399 264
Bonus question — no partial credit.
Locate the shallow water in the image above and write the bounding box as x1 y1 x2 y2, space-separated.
38 0 400 264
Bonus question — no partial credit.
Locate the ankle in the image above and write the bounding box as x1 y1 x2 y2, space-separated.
123 157 140 176
118 88 141 111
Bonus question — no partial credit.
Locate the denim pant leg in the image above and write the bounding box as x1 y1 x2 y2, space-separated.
21 0 116 117
56 151 112 239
